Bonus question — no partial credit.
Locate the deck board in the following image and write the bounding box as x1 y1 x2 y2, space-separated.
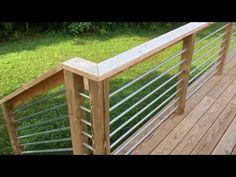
133 55 236 155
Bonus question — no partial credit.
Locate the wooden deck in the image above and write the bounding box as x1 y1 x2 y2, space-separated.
132 55 236 155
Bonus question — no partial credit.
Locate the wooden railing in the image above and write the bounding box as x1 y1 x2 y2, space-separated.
1 22 236 155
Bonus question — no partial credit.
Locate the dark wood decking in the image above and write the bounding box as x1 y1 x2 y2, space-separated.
132 55 236 155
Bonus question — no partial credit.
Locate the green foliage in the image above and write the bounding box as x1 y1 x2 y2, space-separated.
0 22 14 38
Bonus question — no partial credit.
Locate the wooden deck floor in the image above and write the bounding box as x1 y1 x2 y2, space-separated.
132 55 236 155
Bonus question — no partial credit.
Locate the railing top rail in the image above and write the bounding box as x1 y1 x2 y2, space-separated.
63 22 212 81
0 66 64 106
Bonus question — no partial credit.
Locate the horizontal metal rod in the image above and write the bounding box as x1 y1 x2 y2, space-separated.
13 89 65 115
191 49 223 75
82 143 93 151
192 39 225 65
109 60 185 112
113 99 179 155
194 32 226 55
16 103 67 123
189 58 220 84
195 24 229 46
18 127 70 139
17 114 69 131
110 70 182 125
81 119 92 127
109 49 186 98
81 131 92 139
79 93 90 99
187 67 218 100
22 148 73 154
125 106 178 155
21 137 72 146
110 80 182 138
110 89 180 149
80 106 91 113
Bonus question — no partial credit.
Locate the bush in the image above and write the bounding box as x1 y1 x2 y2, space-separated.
0 22 14 38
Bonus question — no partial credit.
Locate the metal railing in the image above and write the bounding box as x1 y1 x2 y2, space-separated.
1 22 236 155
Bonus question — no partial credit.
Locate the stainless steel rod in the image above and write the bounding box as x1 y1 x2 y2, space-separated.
81 131 92 139
18 127 70 139
16 103 67 123
191 50 223 75
22 148 73 154
195 24 229 46
17 115 69 131
187 64 219 100
194 32 226 55
109 60 185 112
82 143 93 151
110 71 182 125
80 106 91 113
113 99 179 155
21 137 72 146
192 40 225 65
79 93 90 99
189 58 220 84
13 89 65 115
124 106 178 155
110 89 180 149
109 49 186 98
81 119 92 127
110 80 182 138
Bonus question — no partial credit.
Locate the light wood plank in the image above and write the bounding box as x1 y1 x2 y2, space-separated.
192 94 236 154
151 62 236 154
89 79 110 154
212 115 236 155
133 56 236 154
2 102 22 154
62 57 99 81
98 23 211 80
172 78 236 154
177 34 196 114
64 70 88 154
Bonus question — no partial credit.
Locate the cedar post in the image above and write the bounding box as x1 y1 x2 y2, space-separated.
64 70 88 154
88 79 110 154
177 34 196 114
217 23 234 75
2 102 22 154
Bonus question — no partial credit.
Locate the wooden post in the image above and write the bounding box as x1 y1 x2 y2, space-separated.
1 102 22 154
177 34 196 114
64 70 88 154
89 79 110 154
217 23 234 75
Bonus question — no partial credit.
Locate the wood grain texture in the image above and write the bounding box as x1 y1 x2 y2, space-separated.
172 78 236 154
64 70 88 154
212 115 236 155
2 102 22 154
191 94 236 154
89 79 110 154
177 34 196 114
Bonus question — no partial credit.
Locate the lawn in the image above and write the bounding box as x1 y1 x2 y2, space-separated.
0 23 235 154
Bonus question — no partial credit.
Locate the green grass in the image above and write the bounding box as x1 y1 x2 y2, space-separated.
1 23 235 154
